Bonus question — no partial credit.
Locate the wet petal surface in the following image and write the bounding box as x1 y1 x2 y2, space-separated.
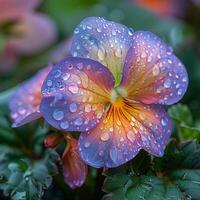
40 57 115 132
78 99 171 168
121 31 188 105
71 17 133 85
62 138 88 189
9 66 51 127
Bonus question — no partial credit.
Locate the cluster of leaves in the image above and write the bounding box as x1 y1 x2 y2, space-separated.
103 139 200 200
0 101 59 200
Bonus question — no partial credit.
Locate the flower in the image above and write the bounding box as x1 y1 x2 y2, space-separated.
133 0 185 17
39 17 188 168
9 65 52 127
7 13 57 55
0 0 40 23
44 134 88 189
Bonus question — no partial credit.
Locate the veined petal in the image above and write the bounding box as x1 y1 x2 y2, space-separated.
121 31 188 105
71 17 133 86
9 66 52 127
78 99 171 168
62 137 88 189
40 57 115 132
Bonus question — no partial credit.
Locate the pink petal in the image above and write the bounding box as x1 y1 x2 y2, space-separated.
62 138 88 189
7 13 57 55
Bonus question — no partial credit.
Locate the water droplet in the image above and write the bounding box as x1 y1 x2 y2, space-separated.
97 27 102 33
99 150 103 156
47 80 53 86
168 59 172 64
53 110 64 121
69 103 77 113
182 77 187 82
161 118 167 126
63 73 70 81
164 79 171 88
139 113 145 120
87 25 92 30
68 85 79 94
77 63 83 70
100 132 110 141
177 88 182 96
152 65 160 76
60 121 69 129
85 104 91 112
109 148 118 164
74 117 83 126
54 70 61 78
141 52 147 58
115 49 121 58
128 28 134 36
74 28 79 34
84 141 90 148
112 29 116 36
97 48 105 61
127 131 135 143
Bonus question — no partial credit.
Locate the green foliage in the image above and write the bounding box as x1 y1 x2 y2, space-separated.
169 104 200 140
103 140 200 200
0 107 59 200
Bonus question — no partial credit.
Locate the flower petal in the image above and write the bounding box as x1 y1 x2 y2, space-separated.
44 133 63 148
62 138 88 189
78 100 171 168
0 0 40 23
40 57 115 132
9 66 51 127
71 17 133 85
121 31 188 105
7 14 57 55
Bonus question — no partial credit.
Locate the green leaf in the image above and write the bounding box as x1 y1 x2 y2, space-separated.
103 140 200 200
168 104 193 125
168 104 200 140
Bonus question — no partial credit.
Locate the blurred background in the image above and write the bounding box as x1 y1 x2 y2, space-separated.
0 0 200 199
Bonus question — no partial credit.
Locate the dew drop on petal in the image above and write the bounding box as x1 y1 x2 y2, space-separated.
128 28 134 36
182 77 187 82
63 73 70 81
68 85 79 94
47 80 53 86
161 118 167 126
152 65 160 76
74 117 83 126
85 104 91 113
127 131 135 143
100 132 110 141
77 63 83 70
60 121 69 129
53 110 64 121
69 103 78 113
84 141 90 148
54 70 61 78
97 48 105 61
177 89 182 96
164 79 171 88
109 147 118 164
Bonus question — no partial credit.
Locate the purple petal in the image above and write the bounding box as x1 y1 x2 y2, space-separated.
7 14 57 55
0 0 40 23
78 101 171 168
121 31 188 105
40 57 115 132
71 17 133 84
9 66 52 127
